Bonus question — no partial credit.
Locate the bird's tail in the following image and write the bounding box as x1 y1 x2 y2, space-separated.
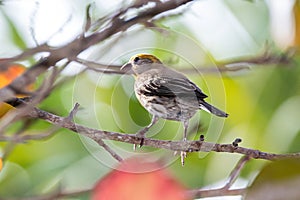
200 101 228 117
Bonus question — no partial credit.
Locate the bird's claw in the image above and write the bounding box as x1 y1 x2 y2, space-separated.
173 151 187 165
180 151 187 166
133 131 146 150
133 138 144 150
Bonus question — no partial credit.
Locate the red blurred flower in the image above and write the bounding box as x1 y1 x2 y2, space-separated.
92 158 190 200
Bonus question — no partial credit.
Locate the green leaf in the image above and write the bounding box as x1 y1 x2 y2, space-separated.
245 158 300 200
0 8 27 50
289 131 300 152
0 162 31 197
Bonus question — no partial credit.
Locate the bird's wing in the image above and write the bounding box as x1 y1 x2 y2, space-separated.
143 76 208 100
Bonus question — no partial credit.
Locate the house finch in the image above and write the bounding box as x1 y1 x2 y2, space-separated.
121 54 228 165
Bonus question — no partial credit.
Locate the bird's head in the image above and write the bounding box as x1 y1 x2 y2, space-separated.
121 54 162 75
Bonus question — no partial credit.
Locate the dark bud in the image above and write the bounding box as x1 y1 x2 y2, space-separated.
199 134 205 142
232 138 242 147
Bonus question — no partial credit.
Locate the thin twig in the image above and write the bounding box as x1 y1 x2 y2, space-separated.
1 119 36 160
95 138 123 162
29 1 40 46
66 103 80 122
74 58 124 74
11 188 92 200
187 156 250 199
186 188 247 199
74 50 294 76
66 103 123 162
84 3 93 32
223 155 250 190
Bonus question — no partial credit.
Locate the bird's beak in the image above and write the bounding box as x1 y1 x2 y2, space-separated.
120 62 133 74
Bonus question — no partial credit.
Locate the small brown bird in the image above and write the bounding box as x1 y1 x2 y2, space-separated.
121 54 228 165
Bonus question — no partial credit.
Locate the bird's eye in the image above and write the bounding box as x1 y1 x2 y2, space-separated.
133 57 140 63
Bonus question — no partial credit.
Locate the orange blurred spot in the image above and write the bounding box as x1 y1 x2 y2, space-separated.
0 62 28 117
0 63 26 88
92 158 190 200
0 158 2 171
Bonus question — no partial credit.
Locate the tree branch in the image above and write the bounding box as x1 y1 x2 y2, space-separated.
74 49 295 76
4 99 300 161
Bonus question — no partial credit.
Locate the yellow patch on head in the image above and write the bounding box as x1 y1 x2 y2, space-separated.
130 54 162 64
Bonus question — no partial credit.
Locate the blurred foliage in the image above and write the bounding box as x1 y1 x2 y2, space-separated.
0 9 27 50
0 0 300 199
245 158 300 200
293 0 300 45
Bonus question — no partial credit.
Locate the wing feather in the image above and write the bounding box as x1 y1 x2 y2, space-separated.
142 76 208 100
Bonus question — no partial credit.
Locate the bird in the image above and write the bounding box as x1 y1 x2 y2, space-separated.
121 54 228 165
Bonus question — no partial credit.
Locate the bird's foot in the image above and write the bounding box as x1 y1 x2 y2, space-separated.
133 129 147 150
180 151 187 166
173 151 187 165
179 137 188 166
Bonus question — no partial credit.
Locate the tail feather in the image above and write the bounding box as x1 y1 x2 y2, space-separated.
200 101 228 117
